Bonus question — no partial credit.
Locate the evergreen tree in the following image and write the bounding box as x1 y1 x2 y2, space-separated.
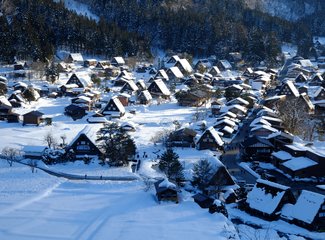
97 123 136 166
159 148 184 184
192 159 214 191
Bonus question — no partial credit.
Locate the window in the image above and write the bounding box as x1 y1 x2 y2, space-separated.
76 145 90 151
319 212 325 217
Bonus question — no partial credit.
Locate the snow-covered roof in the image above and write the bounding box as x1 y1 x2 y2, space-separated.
112 96 125 114
284 81 300 97
221 126 234 134
158 179 176 189
250 118 272 128
112 56 125 65
22 145 48 154
251 124 278 133
156 69 169 80
271 151 292 161
68 125 98 148
247 179 289 215
0 96 12 108
199 127 224 146
176 59 193 73
214 118 237 128
168 67 184 78
282 157 318 171
153 79 171 96
227 97 249 106
68 53 83 62
313 87 324 98
298 59 314 68
220 111 237 118
282 190 325 224
140 90 152 101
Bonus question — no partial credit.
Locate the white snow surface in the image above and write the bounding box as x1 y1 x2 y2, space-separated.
0 160 237 240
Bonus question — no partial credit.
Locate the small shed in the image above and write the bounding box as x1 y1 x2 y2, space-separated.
154 179 178 203
23 110 44 126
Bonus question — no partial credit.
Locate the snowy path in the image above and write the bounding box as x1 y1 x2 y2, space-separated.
0 181 236 240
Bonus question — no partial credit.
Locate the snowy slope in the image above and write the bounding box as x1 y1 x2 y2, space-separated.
53 0 99 22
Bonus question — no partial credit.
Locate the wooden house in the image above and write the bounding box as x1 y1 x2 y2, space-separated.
66 73 93 88
209 66 221 77
166 66 184 84
117 93 130 106
309 73 324 86
281 190 325 231
137 90 152 105
240 136 274 161
216 60 232 71
298 93 315 114
95 61 110 70
278 81 300 98
193 193 214 208
196 127 224 151
22 145 48 160
154 69 169 81
65 104 86 120
147 79 171 99
280 156 318 178
194 59 212 72
154 179 178 203
136 79 146 91
243 67 254 78
210 100 223 115
295 73 308 83
22 111 44 126
120 80 139 95
167 127 197 148
83 59 97 68
246 179 295 220
111 56 125 67
65 53 83 64
313 87 325 101
174 59 193 76
0 96 12 120
209 165 235 189
265 131 294 149
250 125 278 138
166 55 180 66
67 126 102 160
101 96 125 118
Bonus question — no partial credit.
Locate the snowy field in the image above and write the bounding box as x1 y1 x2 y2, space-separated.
0 161 238 240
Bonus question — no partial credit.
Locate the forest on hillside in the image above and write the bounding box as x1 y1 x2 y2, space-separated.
0 0 316 63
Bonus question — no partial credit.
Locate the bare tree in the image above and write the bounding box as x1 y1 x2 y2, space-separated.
60 134 67 147
1 147 20 167
44 132 57 149
275 97 312 137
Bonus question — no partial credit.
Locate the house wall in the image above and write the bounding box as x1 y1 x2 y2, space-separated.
23 116 40 125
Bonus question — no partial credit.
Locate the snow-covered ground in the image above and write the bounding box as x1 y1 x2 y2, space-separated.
0 160 238 240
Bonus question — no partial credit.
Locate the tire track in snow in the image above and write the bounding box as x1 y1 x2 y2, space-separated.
0 180 64 216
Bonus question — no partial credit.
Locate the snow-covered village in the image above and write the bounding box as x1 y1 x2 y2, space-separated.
0 1 325 240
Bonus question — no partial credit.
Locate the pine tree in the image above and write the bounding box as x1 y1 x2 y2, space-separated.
97 123 136 166
159 148 184 184
192 159 214 191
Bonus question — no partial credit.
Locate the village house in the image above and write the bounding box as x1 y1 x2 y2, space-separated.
245 179 296 220
174 59 193 76
137 90 152 105
0 96 13 120
295 73 308 83
83 59 97 68
309 73 324 86
209 66 221 77
281 190 325 231
216 60 232 71
136 79 147 91
196 127 224 151
167 127 197 148
154 69 169 82
278 81 300 98
65 73 93 89
65 53 84 64
22 145 48 160
101 96 125 118
240 136 274 161
22 110 44 126
166 66 184 84
64 104 87 120
67 126 102 160
147 79 171 99
111 56 125 67
154 179 179 203
120 80 139 95
165 55 180 67
313 87 325 101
